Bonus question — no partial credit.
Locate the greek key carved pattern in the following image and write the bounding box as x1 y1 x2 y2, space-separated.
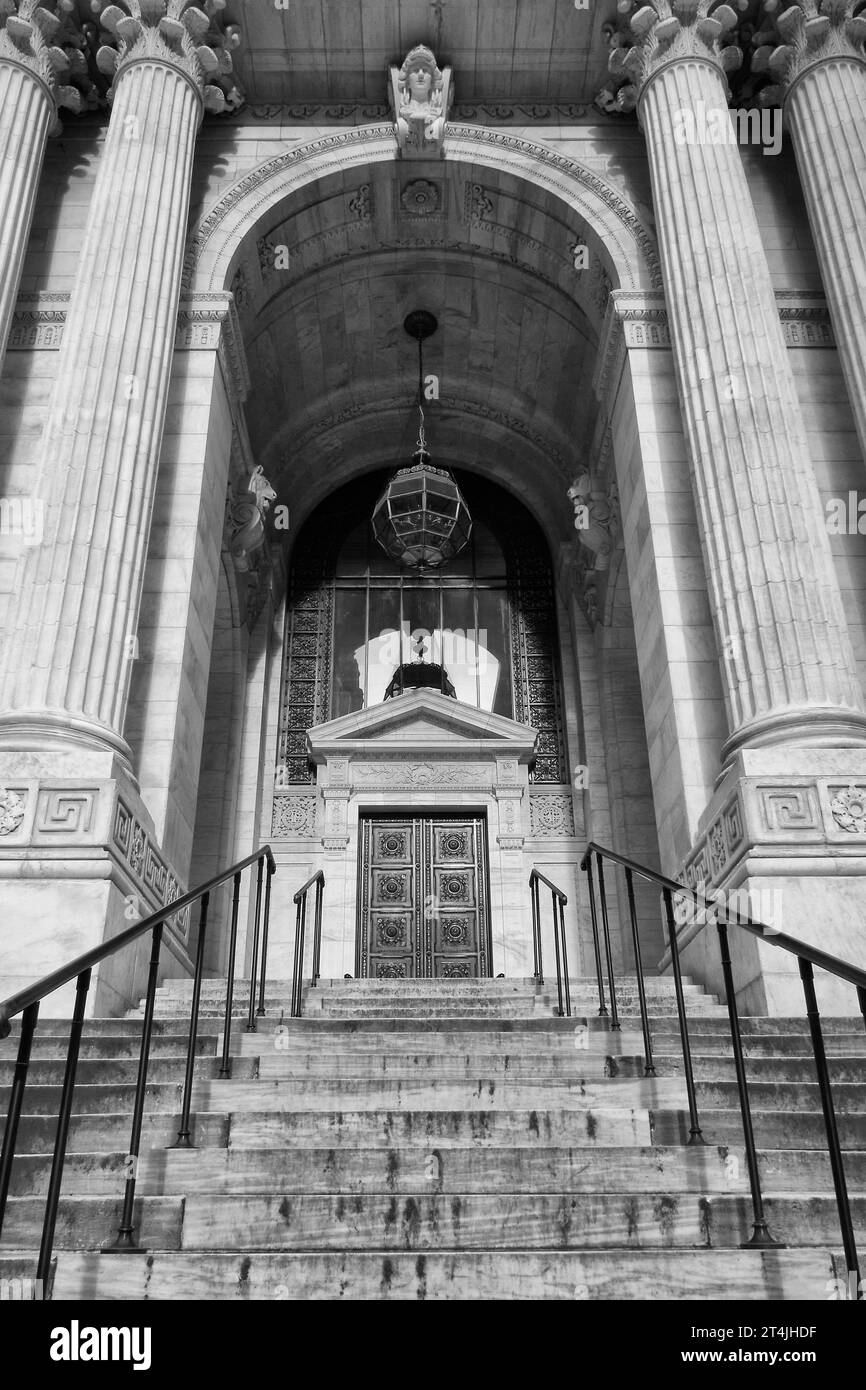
113 798 189 940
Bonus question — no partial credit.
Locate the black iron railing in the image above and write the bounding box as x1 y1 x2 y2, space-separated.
581 841 866 1297
529 868 571 1017
0 845 276 1285
290 870 325 1018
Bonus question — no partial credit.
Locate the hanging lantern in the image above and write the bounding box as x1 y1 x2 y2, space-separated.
372 311 472 569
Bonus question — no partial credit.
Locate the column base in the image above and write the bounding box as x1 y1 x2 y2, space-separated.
721 708 866 765
0 710 135 774
0 750 193 1018
670 748 866 1015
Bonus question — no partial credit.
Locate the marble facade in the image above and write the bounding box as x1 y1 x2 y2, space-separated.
0 2 864 1015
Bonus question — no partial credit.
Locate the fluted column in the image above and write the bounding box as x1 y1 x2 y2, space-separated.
0 2 87 367
610 0 866 758
754 1 866 462
0 2 238 761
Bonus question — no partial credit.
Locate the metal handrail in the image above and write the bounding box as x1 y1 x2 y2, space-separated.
581 840 866 1299
291 870 325 1018
529 868 571 1017
0 843 277 1287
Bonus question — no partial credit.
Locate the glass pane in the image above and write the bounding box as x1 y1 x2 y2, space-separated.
476 588 513 717
366 585 403 704
332 589 367 716
401 587 440 664
440 589 479 706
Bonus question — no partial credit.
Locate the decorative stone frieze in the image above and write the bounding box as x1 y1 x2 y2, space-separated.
389 44 452 158
271 793 316 838
529 793 576 838
0 774 188 937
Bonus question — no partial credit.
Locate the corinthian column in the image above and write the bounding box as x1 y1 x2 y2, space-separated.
754 0 866 463
0 0 238 761
0 1 88 367
610 0 866 758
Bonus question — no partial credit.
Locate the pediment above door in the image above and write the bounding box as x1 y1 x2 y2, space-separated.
307 689 537 763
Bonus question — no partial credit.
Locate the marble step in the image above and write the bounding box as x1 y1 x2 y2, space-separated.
253 1052 866 1084
9 1145 866 1199
6 1191 860 1251
0 1247 842 1300
0 1057 256 1087
654 1108 866 1150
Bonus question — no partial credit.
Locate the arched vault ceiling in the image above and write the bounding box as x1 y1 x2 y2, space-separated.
232 160 604 539
228 0 619 107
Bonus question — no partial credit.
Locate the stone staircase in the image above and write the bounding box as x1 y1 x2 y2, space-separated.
0 975 863 1299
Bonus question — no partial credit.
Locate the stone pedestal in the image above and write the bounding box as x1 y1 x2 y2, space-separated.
673 749 866 1014
0 751 193 1016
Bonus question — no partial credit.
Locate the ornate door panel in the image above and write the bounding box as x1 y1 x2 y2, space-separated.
358 815 491 979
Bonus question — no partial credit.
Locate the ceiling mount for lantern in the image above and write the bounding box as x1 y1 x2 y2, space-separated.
372 310 472 570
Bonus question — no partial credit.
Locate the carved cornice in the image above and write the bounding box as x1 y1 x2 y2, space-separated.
610 0 747 110
89 0 242 112
0 0 99 127
753 0 866 103
181 123 662 294
238 101 602 126
175 291 251 408
592 287 834 406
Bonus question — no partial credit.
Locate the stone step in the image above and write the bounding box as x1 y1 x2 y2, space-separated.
253 1051 866 1084
0 1247 841 1300
11 1104 865 1154
0 1057 256 1087
6 1191 859 1252
9 1145 866 1199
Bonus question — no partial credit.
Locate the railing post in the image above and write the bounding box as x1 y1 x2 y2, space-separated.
625 868 655 1077
246 856 265 1033
38 967 91 1286
582 858 608 1017
595 853 620 1030
799 957 861 1298
311 875 323 988
0 1000 39 1238
291 892 307 1019
662 889 703 1142
257 862 274 1017
218 872 242 1079
172 891 209 1149
105 923 164 1252
531 876 543 985
716 920 783 1248
551 889 565 1017
557 894 572 1019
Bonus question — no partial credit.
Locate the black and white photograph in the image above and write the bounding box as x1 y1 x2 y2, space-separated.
0 0 864 1354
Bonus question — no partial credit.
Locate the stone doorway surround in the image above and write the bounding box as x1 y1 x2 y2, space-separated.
304 689 538 980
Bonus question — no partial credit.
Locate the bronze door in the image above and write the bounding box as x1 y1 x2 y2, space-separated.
357 814 491 979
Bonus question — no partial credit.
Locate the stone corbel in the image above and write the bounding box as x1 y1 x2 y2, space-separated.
389 44 453 158
494 786 525 850
321 786 350 851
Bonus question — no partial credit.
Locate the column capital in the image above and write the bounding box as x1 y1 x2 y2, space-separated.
752 0 866 104
0 0 98 127
609 0 747 111
91 0 243 114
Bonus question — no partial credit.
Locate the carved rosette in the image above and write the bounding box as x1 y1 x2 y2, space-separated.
90 0 243 112
753 0 866 102
609 0 746 112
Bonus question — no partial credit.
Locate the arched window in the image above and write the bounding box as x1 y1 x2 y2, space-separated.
278 472 566 783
